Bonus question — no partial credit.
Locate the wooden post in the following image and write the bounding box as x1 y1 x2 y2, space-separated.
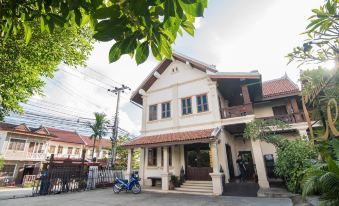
241 85 251 104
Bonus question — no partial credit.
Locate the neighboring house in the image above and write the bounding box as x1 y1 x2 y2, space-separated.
46 128 86 159
123 53 311 195
0 123 113 184
81 136 111 160
0 123 50 184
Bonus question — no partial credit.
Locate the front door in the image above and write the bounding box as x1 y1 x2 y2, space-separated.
185 144 212 180
238 151 255 179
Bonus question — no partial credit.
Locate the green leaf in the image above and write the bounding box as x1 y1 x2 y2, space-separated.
164 0 177 17
135 41 150 65
181 20 195 36
151 42 162 61
159 34 172 58
24 24 32 44
120 35 138 55
178 0 207 17
74 9 82 26
93 20 125 41
50 14 66 27
93 6 120 19
109 42 122 63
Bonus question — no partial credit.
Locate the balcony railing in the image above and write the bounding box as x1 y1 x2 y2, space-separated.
220 103 254 119
258 112 305 124
26 152 47 160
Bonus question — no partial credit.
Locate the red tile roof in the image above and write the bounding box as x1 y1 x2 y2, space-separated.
262 75 299 99
123 128 215 147
0 122 51 138
81 136 111 149
47 127 84 144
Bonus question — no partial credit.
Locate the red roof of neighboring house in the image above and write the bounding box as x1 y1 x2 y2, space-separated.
81 136 111 149
262 75 299 99
47 127 84 144
123 128 215 147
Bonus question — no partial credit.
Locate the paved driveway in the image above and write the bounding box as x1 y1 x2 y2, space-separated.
0 188 292 206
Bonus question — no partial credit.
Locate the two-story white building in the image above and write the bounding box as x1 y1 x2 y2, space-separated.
0 123 50 184
123 53 310 195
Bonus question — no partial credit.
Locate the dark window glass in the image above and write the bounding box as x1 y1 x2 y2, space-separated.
197 94 208 113
149 105 157 121
161 102 171 118
182 97 192 115
0 165 16 177
148 148 157 166
272 106 288 116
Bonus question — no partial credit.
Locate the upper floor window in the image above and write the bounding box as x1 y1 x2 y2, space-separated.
272 105 288 116
196 94 208 113
181 97 192 115
161 102 171 119
67 147 73 155
74 148 80 155
49 146 56 154
57 146 63 154
149 104 157 121
8 138 26 151
148 148 157 166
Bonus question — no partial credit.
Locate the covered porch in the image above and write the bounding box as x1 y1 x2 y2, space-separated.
122 128 224 195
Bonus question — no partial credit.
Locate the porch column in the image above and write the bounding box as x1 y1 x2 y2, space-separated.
125 148 133 180
209 142 223 195
161 146 170 191
179 145 185 173
250 139 269 189
139 148 145 185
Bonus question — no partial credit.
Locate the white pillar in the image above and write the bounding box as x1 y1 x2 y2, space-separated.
251 139 269 189
139 148 145 185
209 142 223 195
125 148 133 180
179 145 185 173
161 146 170 191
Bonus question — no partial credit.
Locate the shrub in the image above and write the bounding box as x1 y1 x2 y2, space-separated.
274 140 317 193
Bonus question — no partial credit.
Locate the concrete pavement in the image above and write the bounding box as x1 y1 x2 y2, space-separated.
0 187 33 200
0 188 293 206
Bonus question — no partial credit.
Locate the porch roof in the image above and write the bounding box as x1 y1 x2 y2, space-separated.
122 128 216 148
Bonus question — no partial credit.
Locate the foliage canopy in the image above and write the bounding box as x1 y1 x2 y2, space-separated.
1 0 208 65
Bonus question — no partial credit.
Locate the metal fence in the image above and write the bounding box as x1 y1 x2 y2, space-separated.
32 168 126 196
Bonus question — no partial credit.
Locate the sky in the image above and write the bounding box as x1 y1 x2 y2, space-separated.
6 0 325 137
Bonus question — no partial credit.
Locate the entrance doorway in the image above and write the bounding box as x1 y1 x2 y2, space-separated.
238 151 255 180
184 143 212 180
225 144 235 180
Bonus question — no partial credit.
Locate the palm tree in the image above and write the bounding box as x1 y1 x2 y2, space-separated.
87 112 109 161
302 139 339 206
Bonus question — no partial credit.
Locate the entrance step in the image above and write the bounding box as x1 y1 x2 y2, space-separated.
175 181 213 194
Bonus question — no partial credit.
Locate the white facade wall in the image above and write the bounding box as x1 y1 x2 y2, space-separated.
47 141 84 159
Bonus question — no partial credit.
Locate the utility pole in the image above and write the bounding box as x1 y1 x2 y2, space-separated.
108 85 131 168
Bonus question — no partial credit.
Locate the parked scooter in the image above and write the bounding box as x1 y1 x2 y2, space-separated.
113 172 141 194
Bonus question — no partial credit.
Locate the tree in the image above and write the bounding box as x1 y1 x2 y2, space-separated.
115 136 140 170
87 112 109 161
0 157 4 170
287 0 338 67
1 0 208 65
0 22 93 120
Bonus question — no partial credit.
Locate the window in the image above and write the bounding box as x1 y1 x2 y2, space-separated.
57 146 63 154
196 94 208 113
8 138 26 151
49 146 56 154
67 147 73 155
149 104 157 121
28 142 35 153
148 148 157 166
161 102 171 118
0 165 16 177
74 148 80 155
272 106 288 116
161 147 172 166
181 97 192 115
37 143 44 153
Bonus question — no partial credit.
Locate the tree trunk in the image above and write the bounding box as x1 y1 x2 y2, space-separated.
92 137 97 161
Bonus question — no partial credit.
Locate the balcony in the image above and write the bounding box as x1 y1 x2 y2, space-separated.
258 112 305 124
4 151 47 161
220 103 254 119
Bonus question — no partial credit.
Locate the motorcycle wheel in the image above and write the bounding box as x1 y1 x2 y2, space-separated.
131 184 141 194
113 184 121 194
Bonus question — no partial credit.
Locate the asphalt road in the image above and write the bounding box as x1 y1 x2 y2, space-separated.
0 188 292 206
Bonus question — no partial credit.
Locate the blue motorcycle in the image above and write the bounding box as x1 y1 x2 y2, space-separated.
113 173 141 194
